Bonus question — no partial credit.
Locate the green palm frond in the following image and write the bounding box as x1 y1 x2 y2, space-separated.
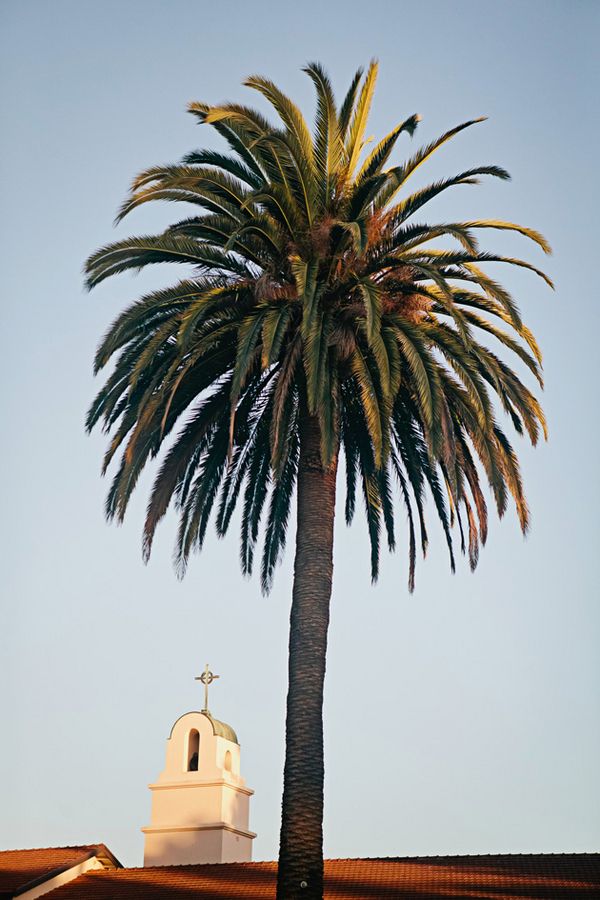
303 62 342 205
344 58 379 179
355 114 420 184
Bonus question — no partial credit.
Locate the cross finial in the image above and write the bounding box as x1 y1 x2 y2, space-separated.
195 663 219 713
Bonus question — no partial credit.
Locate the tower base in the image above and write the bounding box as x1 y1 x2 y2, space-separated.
142 822 256 866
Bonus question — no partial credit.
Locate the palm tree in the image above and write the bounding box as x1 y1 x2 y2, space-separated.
85 61 550 900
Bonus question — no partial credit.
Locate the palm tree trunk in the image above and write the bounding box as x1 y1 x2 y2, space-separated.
277 413 338 900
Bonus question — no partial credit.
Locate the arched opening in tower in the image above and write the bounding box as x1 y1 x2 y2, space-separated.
187 729 200 771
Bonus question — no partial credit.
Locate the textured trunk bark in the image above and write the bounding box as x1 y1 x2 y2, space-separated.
276 413 338 900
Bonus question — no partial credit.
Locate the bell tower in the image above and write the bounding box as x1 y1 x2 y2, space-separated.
142 665 256 866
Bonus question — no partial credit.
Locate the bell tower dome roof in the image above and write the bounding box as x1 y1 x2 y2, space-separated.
168 710 238 745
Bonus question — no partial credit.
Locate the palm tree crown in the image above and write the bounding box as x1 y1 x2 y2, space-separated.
86 59 550 593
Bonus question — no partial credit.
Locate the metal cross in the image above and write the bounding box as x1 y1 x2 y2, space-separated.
195 663 219 713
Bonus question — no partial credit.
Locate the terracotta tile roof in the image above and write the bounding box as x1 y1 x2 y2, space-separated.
0 845 117 898
42 853 600 899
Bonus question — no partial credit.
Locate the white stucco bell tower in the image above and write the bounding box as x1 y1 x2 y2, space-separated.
142 665 256 866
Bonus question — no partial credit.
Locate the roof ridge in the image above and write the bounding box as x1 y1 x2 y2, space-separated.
89 860 278 873
323 852 600 861
83 851 600 874
0 845 102 854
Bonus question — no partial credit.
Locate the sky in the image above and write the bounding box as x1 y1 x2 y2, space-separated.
1 0 599 868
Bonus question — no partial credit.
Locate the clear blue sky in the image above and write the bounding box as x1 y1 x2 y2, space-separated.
1 0 598 866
